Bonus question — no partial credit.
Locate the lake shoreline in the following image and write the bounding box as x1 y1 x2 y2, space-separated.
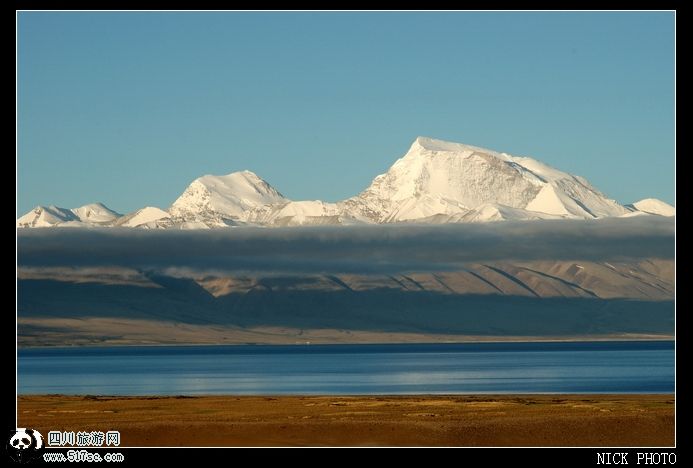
18 394 675 447
17 334 675 350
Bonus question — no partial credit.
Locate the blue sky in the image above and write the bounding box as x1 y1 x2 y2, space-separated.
17 12 675 215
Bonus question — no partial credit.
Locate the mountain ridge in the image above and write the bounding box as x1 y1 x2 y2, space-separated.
18 136 675 229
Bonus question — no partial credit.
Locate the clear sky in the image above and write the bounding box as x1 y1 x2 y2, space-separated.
17 12 675 216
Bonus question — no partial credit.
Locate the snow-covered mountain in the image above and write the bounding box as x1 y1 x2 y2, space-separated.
169 170 287 227
627 198 676 217
115 206 172 228
340 137 630 223
17 137 675 228
17 203 121 228
243 200 362 227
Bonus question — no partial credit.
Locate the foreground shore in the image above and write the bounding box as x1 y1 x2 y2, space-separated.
18 395 674 447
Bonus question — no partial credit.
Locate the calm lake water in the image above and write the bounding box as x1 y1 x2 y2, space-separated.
18 341 674 395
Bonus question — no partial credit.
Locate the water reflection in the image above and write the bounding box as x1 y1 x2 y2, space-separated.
18 342 674 395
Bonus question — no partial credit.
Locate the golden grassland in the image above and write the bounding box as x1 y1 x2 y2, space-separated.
18 394 674 447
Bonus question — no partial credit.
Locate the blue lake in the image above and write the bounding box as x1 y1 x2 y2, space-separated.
18 341 674 395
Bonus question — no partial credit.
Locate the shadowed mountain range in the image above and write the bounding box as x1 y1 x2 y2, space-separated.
18 257 674 346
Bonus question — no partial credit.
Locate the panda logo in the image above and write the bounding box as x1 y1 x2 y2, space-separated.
7 428 43 463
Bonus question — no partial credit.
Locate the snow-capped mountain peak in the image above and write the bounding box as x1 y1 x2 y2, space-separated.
16 202 121 228
410 136 502 156
627 198 675 217
70 203 121 223
116 206 171 228
168 170 287 226
17 205 77 227
342 136 629 222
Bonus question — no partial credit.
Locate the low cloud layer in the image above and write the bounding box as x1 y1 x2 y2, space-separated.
17 217 675 274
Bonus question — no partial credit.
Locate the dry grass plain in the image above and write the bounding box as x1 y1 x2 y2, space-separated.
18 394 674 447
